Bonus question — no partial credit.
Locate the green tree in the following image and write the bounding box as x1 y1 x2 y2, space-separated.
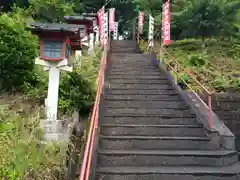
171 0 240 47
72 0 104 14
0 13 38 91
133 0 163 16
29 0 74 22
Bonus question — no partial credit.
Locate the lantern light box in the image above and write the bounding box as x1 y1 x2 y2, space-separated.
30 23 85 60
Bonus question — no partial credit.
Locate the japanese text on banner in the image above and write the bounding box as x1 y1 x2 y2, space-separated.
138 12 144 34
162 0 171 45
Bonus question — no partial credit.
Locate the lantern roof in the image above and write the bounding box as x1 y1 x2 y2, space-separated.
29 22 85 34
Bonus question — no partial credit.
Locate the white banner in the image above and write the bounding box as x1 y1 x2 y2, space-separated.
93 26 99 45
104 12 109 45
113 22 118 40
88 33 94 54
148 15 154 47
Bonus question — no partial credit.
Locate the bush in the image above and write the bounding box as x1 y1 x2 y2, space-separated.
0 13 38 92
59 49 101 116
22 66 48 103
139 40 148 52
187 54 208 67
0 106 67 179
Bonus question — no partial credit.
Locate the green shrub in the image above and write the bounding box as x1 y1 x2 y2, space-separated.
187 54 208 67
0 106 67 179
212 76 229 92
139 40 148 52
177 73 190 84
0 13 38 91
22 66 48 103
59 50 101 116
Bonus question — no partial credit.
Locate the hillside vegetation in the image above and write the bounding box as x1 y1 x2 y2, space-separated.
140 38 240 92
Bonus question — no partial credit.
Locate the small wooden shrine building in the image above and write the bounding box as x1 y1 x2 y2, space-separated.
30 22 85 57
64 15 97 38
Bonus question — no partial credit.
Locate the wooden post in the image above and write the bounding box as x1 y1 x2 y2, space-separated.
132 20 136 40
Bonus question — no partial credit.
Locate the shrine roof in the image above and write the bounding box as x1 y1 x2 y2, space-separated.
82 13 97 17
30 22 85 33
64 15 95 21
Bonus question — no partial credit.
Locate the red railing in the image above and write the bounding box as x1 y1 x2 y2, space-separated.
79 41 109 180
163 49 213 129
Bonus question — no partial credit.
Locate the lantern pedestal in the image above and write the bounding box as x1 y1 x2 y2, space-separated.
35 58 73 141
40 119 72 142
75 50 82 58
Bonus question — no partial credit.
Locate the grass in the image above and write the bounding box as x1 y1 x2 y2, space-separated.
0 95 68 180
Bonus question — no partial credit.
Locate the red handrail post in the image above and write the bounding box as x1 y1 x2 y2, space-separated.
208 93 213 129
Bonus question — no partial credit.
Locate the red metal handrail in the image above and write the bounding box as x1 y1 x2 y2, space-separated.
79 41 109 180
163 48 213 129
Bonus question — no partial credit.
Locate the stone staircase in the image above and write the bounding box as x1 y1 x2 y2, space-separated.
95 40 240 180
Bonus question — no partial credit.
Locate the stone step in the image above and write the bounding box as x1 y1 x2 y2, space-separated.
108 79 170 84
112 46 137 49
111 56 147 60
108 75 167 80
105 94 181 101
111 65 158 69
104 100 188 109
104 108 195 117
106 89 177 95
109 84 173 90
99 136 219 150
111 50 137 53
96 164 240 180
111 59 150 63
97 149 238 166
111 61 150 65
104 114 195 119
102 117 200 125
111 67 157 71
100 124 204 136
112 64 154 68
109 71 163 76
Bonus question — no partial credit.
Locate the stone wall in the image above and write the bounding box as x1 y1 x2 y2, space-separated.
210 93 240 150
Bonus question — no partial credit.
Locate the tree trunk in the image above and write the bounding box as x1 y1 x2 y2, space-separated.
132 20 136 40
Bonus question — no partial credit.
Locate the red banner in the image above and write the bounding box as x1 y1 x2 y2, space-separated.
109 8 115 32
97 7 105 48
138 12 144 34
162 0 171 45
